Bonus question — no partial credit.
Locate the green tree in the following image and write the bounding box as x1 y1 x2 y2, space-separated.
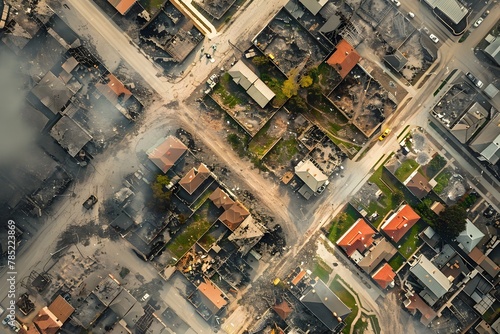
299 75 313 88
435 204 467 240
307 83 322 98
151 175 171 211
252 56 269 66
392 191 404 206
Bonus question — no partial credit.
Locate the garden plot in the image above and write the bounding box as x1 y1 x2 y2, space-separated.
330 66 397 137
399 31 436 83
210 73 278 136
377 9 416 49
357 0 393 27
305 94 365 157
248 110 290 158
254 9 329 75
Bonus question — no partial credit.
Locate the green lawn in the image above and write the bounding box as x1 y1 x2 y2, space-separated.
397 220 426 259
191 189 214 211
329 275 358 334
328 204 361 242
167 206 214 258
424 154 447 179
388 253 406 271
353 318 368 334
366 314 381 334
248 121 279 158
433 169 452 194
213 73 243 108
264 137 299 165
394 159 419 182
312 257 333 283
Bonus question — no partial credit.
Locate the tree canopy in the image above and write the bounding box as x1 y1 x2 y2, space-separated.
435 204 467 240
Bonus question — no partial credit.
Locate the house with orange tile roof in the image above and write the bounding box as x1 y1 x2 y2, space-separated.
381 204 420 243
48 295 74 323
326 39 361 78
218 201 250 231
147 136 188 173
33 307 63 334
372 263 396 289
179 163 211 195
336 218 376 257
107 0 136 15
272 300 293 320
95 73 132 105
209 187 235 210
189 277 228 320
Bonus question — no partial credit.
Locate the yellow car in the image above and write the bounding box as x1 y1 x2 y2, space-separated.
379 129 391 141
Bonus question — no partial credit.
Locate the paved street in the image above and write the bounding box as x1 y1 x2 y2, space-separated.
1 0 499 333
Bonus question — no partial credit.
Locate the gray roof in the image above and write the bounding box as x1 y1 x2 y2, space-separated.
300 279 351 331
457 220 485 253
484 37 500 65
299 0 328 15
470 112 500 164
384 51 408 72
31 71 74 114
50 115 92 157
109 289 136 319
320 13 342 33
295 159 328 192
423 0 468 24
410 255 452 299
484 84 499 99
122 301 144 328
228 61 275 108
450 102 488 143
284 0 305 19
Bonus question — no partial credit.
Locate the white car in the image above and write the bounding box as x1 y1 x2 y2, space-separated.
392 0 401 6
408 12 415 18
429 34 439 43
474 18 483 27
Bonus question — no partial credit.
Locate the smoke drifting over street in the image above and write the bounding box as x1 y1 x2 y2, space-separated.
0 50 34 165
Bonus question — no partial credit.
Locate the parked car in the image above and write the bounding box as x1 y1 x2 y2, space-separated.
83 195 98 209
465 72 484 88
429 34 439 43
408 12 415 18
474 17 483 27
392 0 401 6
379 129 391 141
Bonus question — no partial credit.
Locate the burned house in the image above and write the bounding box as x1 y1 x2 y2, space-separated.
95 73 142 120
50 115 93 158
140 0 204 63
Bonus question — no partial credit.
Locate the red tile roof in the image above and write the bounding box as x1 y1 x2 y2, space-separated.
148 136 188 173
272 300 293 320
198 277 227 310
337 218 375 256
218 201 250 231
291 270 306 285
209 187 235 210
33 307 63 334
48 295 74 323
95 73 132 105
108 0 136 15
381 205 420 243
372 263 396 289
179 163 211 194
326 40 361 78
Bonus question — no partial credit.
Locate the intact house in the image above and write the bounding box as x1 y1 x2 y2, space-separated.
107 0 136 15
336 218 397 288
381 204 421 243
456 219 485 253
372 263 397 289
469 112 500 165
299 278 351 333
409 254 452 306
404 171 432 200
147 135 188 173
188 277 228 320
326 39 361 79
294 159 329 199
228 61 276 108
